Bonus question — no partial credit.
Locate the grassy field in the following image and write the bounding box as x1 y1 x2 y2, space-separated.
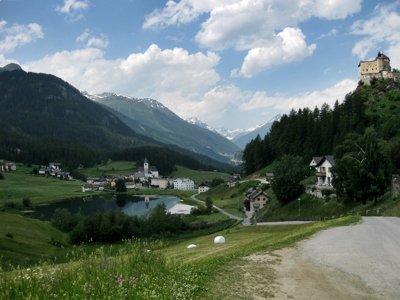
197 180 260 217
80 160 136 177
0 216 360 299
171 165 230 185
259 193 348 222
0 165 85 205
0 213 69 269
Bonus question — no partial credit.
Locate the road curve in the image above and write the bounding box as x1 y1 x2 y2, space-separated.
190 194 244 221
298 217 400 299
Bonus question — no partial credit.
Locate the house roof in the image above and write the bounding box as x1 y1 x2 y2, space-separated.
310 156 324 166
246 189 268 201
199 182 209 187
315 155 335 167
376 51 390 61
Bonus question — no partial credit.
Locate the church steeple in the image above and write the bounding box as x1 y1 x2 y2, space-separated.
144 157 149 174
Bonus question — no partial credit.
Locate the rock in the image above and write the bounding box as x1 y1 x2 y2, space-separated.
214 236 225 244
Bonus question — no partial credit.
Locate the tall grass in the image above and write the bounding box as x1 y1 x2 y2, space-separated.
1 240 206 299
1 216 360 299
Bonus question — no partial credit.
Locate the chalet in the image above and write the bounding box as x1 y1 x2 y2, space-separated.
38 162 72 180
310 155 335 187
134 158 159 180
173 178 195 190
243 188 269 214
198 182 210 194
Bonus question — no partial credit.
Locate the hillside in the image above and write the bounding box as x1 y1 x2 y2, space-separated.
0 67 234 172
85 93 240 162
0 66 156 166
243 78 400 203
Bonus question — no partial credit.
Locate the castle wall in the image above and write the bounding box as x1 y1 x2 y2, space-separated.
359 54 397 85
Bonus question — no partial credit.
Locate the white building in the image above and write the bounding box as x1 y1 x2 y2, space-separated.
134 157 159 179
198 183 210 194
151 178 173 189
310 156 335 187
173 178 195 190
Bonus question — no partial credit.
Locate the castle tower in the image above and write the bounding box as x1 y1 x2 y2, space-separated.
144 157 149 174
358 51 399 85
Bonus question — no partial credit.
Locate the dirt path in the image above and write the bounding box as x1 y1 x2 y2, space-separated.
209 217 400 299
271 248 382 300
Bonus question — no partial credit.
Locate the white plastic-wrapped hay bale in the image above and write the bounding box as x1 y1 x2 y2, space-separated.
214 236 225 244
187 244 197 250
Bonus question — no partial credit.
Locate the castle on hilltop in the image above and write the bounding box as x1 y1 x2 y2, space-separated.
358 51 400 85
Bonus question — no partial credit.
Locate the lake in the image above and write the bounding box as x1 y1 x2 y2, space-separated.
32 194 181 220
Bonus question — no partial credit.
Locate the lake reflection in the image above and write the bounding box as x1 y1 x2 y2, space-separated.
33 194 180 220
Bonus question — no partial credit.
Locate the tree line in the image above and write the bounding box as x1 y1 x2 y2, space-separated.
51 205 234 244
243 79 400 203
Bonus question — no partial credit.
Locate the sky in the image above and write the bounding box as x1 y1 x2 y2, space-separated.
1 0 400 130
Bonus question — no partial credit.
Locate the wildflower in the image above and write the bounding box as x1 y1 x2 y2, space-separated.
128 276 136 285
115 275 125 284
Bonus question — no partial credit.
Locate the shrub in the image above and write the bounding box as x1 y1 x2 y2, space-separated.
22 198 31 207
5 233 13 239
0 173 4 180
205 197 213 211
115 179 127 192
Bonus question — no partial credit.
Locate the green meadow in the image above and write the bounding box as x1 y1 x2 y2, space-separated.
80 160 137 177
0 165 85 205
0 216 360 299
171 165 230 185
0 213 68 269
197 180 260 217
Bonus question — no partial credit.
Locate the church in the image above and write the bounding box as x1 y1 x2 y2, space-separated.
133 158 159 179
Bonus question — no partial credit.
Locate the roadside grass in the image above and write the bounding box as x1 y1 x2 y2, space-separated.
171 165 230 185
0 213 69 270
0 216 360 299
80 160 136 177
0 164 85 205
258 193 348 222
197 180 260 218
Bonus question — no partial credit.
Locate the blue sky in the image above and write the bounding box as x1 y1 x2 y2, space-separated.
1 0 399 129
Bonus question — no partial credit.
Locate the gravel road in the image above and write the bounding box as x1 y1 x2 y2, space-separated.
296 217 400 299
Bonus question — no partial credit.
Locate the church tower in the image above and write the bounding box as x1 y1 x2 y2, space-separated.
144 157 149 174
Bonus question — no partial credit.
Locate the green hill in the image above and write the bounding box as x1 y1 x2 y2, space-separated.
0 212 68 269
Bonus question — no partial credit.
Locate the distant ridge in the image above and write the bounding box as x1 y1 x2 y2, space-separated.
85 92 240 163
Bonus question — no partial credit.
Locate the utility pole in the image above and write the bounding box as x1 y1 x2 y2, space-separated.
298 198 301 218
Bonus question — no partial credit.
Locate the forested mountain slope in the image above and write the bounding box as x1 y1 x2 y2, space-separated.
85 93 240 163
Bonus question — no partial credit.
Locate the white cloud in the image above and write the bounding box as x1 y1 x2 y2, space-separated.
170 85 246 122
76 30 109 48
146 0 361 50
234 27 316 78
318 28 338 39
351 2 400 67
239 79 357 112
143 0 232 30
56 0 89 21
0 21 44 54
144 0 360 76
26 44 220 105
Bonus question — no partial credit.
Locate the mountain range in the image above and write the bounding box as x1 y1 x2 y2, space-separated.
0 65 235 171
186 115 281 149
83 92 240 162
